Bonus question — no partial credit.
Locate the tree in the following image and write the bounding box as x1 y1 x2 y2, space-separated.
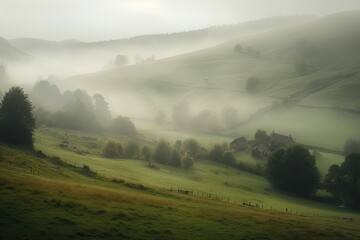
114 54 129 67
246 77 261 93
255 129 268 141
343 139 360 155
111 116 137 135
266 145 321 196
0 88 3 100
182 151 194 170
170 149 182 167
324 153 360 209
0 87 36 145
31 80 62 110
125 142 140 159
234 44 242 53
154 140 172 164
183 138 201 158
140 145 152 161
222 151 236 166
93 94 111 127
192 109 220 132
208 144 224 162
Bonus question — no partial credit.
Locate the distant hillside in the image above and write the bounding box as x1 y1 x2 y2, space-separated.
10 16 313 59
0 36 28 61
60 11 360 112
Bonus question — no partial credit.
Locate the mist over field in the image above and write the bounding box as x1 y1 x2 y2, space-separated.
1 1 360 239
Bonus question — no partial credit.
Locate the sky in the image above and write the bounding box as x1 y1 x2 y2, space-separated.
1 0 360 41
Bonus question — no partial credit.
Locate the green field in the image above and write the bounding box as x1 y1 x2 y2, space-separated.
32 127 355 217
1 127 360 239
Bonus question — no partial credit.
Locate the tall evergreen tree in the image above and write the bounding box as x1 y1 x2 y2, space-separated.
0 87 35 145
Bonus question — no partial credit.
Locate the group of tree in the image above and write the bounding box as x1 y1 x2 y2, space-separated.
171 102 239 132
101 138 206 170
0 87 35 146
265 142 360 210
102 140 143 159
266 145 321 196
323 153 360 209
31 80 136 135
208 143 236 166
233 44 260 57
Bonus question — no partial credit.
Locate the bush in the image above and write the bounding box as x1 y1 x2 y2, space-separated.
154 140 172 164
266 145 321 196
102 140 119 158
125 142 140 159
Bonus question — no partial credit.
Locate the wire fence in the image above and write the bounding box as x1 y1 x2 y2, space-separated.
167 187 306 216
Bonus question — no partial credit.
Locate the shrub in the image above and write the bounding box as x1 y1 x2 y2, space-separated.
102 140 119 158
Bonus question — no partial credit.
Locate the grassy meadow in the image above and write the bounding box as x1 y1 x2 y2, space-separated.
1 126 360 239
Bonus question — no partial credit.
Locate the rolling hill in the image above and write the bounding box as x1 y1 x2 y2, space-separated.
0 36 28 62
10 16 312 59
59 11 360 112
1 127 360 239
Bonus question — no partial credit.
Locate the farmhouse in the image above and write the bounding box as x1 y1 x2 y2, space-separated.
230 136 247 151
251 131 294 158
268 131 294 151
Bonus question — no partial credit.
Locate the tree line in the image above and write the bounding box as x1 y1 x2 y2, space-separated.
31 80 136 135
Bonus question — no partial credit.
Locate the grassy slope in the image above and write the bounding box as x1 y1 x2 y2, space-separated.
1 128 360 239
60 11 360 111
56 12 360 151
33 128 356 217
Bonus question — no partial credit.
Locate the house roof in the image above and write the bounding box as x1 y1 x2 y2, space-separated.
230 136 247 145
269 132 293 144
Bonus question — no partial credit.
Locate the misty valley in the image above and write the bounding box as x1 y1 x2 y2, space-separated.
1 4 360 240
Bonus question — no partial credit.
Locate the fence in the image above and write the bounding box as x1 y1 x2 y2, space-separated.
168 187 306 215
